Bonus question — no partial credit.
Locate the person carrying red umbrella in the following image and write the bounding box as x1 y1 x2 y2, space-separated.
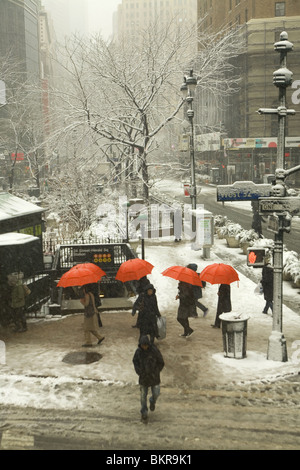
199 263 237 329
212 284 232 329
162 265 203 338
80 284 105 347
176 281 196 337
132 283 161 344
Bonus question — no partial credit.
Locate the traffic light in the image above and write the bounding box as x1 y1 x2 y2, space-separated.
247 247 266 268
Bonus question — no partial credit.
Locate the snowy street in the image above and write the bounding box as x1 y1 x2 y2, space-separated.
0 220 300 449
2 0 300 453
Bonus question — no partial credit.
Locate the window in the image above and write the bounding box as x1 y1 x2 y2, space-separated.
275 2 285 17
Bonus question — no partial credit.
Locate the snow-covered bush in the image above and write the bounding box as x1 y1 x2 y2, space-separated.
293 268 300 285
282 251 300 283
235 228 259 244
217 222 243 238
214 215 228 227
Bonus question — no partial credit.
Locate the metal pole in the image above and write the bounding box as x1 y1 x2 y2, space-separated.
141 227 145 260
182 70 197 235
267 33 292 362
188 106 196 212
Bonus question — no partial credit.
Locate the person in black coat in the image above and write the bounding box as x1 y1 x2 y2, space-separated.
251 200 263 237
186 264 208 318
132 283 161 343
176 281 196 337
133 335 165 421
261 263 273 314
212 284 232 328
131 276 149 328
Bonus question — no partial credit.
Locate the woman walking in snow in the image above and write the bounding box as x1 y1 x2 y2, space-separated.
80 285 105 347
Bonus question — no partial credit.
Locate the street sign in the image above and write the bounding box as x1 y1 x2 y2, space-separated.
259 197 300 215
217 181 272 201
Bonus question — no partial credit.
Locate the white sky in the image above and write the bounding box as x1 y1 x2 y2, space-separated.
88 0 120 39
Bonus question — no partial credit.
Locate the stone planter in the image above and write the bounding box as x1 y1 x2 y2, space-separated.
292 278 300 288
217 228 225 239
282 271 293 281
226 236 240 248
240 242 250 255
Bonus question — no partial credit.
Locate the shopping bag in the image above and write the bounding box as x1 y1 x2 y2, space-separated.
157 316 166 340
254 281 263 295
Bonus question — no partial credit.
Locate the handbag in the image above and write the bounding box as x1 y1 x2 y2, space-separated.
157 316 166 340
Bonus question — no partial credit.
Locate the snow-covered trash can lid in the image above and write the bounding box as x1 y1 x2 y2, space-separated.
219 312 250 322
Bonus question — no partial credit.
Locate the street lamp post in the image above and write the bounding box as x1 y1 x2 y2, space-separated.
258 31 295 362
181 70 197 231
137 212 148 260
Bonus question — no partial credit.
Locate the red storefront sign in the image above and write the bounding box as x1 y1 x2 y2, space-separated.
11 153 24 161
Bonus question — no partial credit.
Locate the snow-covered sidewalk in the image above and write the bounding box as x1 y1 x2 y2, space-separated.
0 237 299 411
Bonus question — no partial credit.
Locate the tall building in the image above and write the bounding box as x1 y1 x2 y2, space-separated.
0 0 41 78
115 0 197 40
197 0 300 184
42 0 89 43
0 0 43 190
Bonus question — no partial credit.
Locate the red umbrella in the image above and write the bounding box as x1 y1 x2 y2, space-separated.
161 266 203 286
199 263 239 285
57 263 106 287
115 258 154 282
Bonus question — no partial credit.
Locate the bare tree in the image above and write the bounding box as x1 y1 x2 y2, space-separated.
45 162 105 237
0 54 49 192
49 17 244 200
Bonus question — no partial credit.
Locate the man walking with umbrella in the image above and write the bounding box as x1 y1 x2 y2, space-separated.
186 264 208 318
176 281 196 337
132 283 161 343
161 265 204 338
198 263 238 329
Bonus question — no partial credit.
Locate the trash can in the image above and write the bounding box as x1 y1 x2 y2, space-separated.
219 312 250 359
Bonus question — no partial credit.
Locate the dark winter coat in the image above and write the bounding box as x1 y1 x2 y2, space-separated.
132 335 165 387
186 264 206 299
132 284 161 338
177 281 197 319
261 265 273 301
216 284 231 315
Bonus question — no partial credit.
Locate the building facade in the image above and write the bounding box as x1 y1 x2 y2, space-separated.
0 0 41 78
42 0 89 43
198 0 300 29
196 0 300 185
115 0 197 40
